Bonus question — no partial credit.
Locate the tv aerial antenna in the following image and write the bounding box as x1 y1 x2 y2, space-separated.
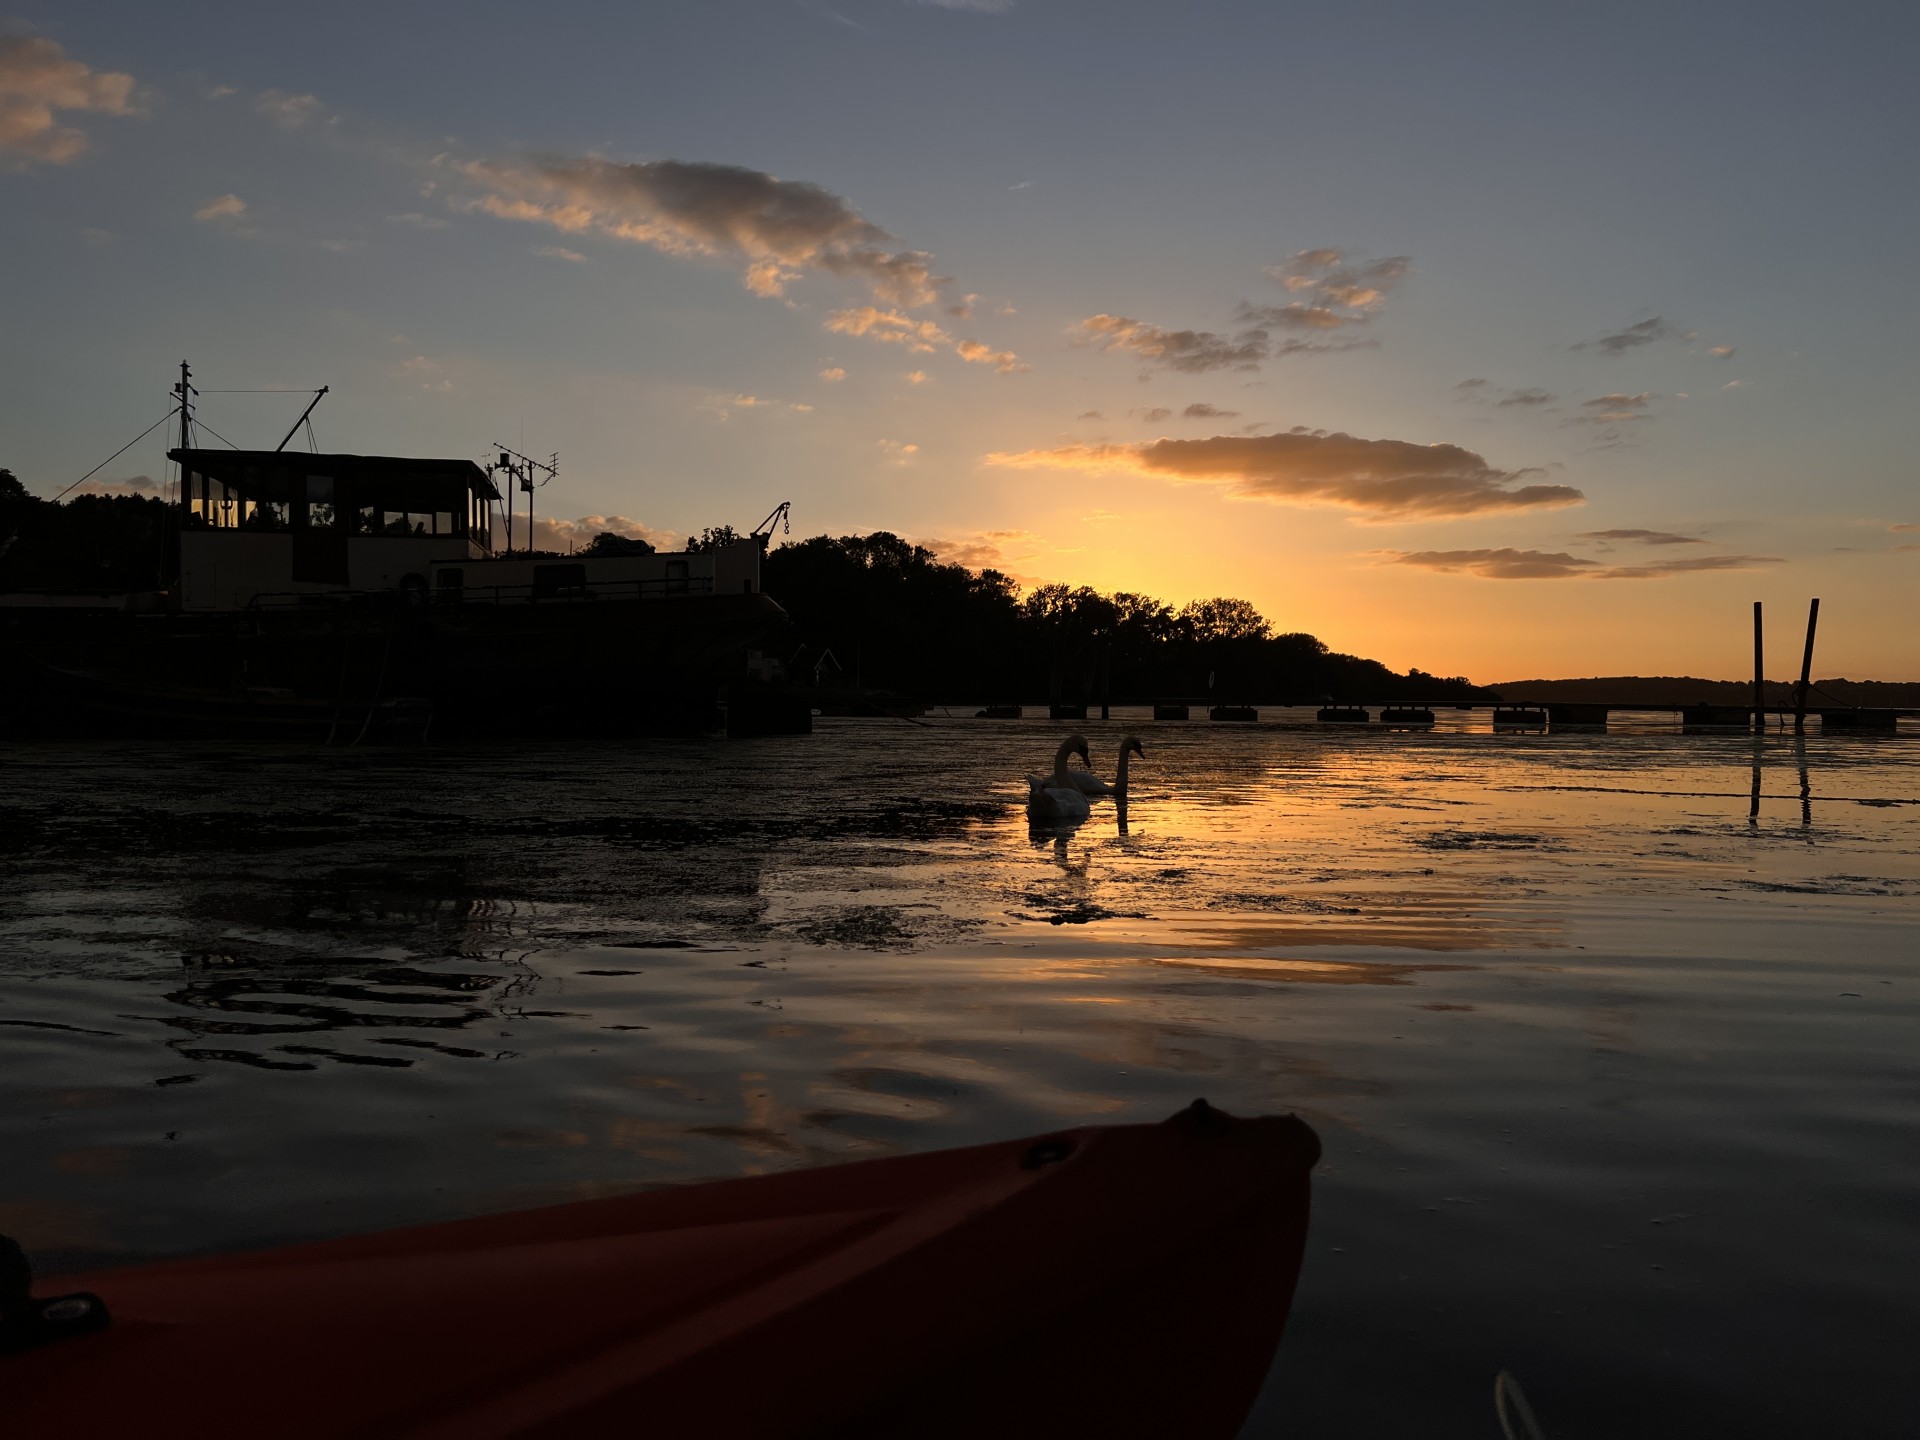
489 444 558 555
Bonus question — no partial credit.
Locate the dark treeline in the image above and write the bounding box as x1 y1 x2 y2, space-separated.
0 472 175 592
763 532 1487 705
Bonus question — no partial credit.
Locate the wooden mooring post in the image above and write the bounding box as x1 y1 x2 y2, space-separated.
1794 598 1821 732
1752 600 1764 732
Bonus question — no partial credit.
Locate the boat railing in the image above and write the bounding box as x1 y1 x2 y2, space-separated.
247 576 717 611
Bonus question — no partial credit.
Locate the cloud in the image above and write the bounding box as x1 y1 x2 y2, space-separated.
732 394 769 407
533 244 587 262
986 430 1582 521
530 513 679 554
1239 249 1410 332
1572 391 1657 424
1382 547 1782 580
0 36 137 166
1708 345 1735 359
461 154 947 308
826 307 1022 370
255 90 332 129
910 0 1016 10
826 305 949 352
1183 402 1239 419
70 473 161 498
1574 316 1682 354
955 338 1026 373
1456 378 1558 409
903 369 929 384
387 211 449 229
1888 522 1920 533
1576 528 1706 546
194 193 248 222
1132 407 1172 423
1498 387 1556 408
878 439 920 464
818 366 847 382
917 528 1041 585
1077 410 1103 420
1074 314 1267 373
396 355 452 392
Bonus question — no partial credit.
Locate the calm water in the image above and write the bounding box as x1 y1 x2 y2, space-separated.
3 714 1915 1437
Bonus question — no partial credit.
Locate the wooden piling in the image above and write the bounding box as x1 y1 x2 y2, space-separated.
1752 601 1764 732
1794 598 1820 732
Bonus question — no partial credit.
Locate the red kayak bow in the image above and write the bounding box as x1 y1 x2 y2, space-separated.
8 1100 1318 1438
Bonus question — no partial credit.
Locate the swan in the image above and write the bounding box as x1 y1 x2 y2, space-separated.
1114 735 1145 832
1042 735 1146 798
1028 735 1113 796
1026 735 1093 822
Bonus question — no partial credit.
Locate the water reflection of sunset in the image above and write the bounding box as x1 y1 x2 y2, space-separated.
3 725 1916 1434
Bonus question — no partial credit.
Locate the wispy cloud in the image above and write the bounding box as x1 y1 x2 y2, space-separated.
255 89 333 129
826 305 949 352
955 338 1025 373
1576 528 1706 546
1074 314 1268 374
917 528 1038 581
1708 345 1735 359
194 193 248 223
461 154 947 308
0 36 137 166
1183 402 1239 419
1382 547 1781 580
1455 379 1557 408
1573 316 1682 354
533 244 587 262
910 0 1016 10
1571 391 1659 424
986 430 1582 522
818 366 847 382
387 211 449 230
1236 248 1410 333
531 513 679 554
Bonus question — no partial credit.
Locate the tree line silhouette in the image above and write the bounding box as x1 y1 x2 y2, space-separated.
760 531 1488 705
1 477 1486 704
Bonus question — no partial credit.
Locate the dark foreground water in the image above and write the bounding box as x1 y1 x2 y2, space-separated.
2 713 1915 1437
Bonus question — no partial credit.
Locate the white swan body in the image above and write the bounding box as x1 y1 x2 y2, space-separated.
1026 776 1091 821
1026 734 1094 822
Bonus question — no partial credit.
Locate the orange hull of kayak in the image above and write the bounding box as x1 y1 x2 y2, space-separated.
11 1102 1318 1438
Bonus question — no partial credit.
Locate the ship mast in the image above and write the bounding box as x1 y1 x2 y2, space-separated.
174 360 196 451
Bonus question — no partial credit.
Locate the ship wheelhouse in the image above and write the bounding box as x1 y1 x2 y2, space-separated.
170 448 497 611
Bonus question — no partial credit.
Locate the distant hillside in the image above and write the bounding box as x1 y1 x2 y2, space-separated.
1492 676 1920 708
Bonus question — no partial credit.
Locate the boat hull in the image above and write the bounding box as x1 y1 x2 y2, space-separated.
9 1103 1318 1438
0 592 789 740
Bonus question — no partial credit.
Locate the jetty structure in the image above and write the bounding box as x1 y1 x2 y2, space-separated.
0 364 803 740
987 605 1910 733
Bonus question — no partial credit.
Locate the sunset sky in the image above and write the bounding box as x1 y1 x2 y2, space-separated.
5 2 1916 681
